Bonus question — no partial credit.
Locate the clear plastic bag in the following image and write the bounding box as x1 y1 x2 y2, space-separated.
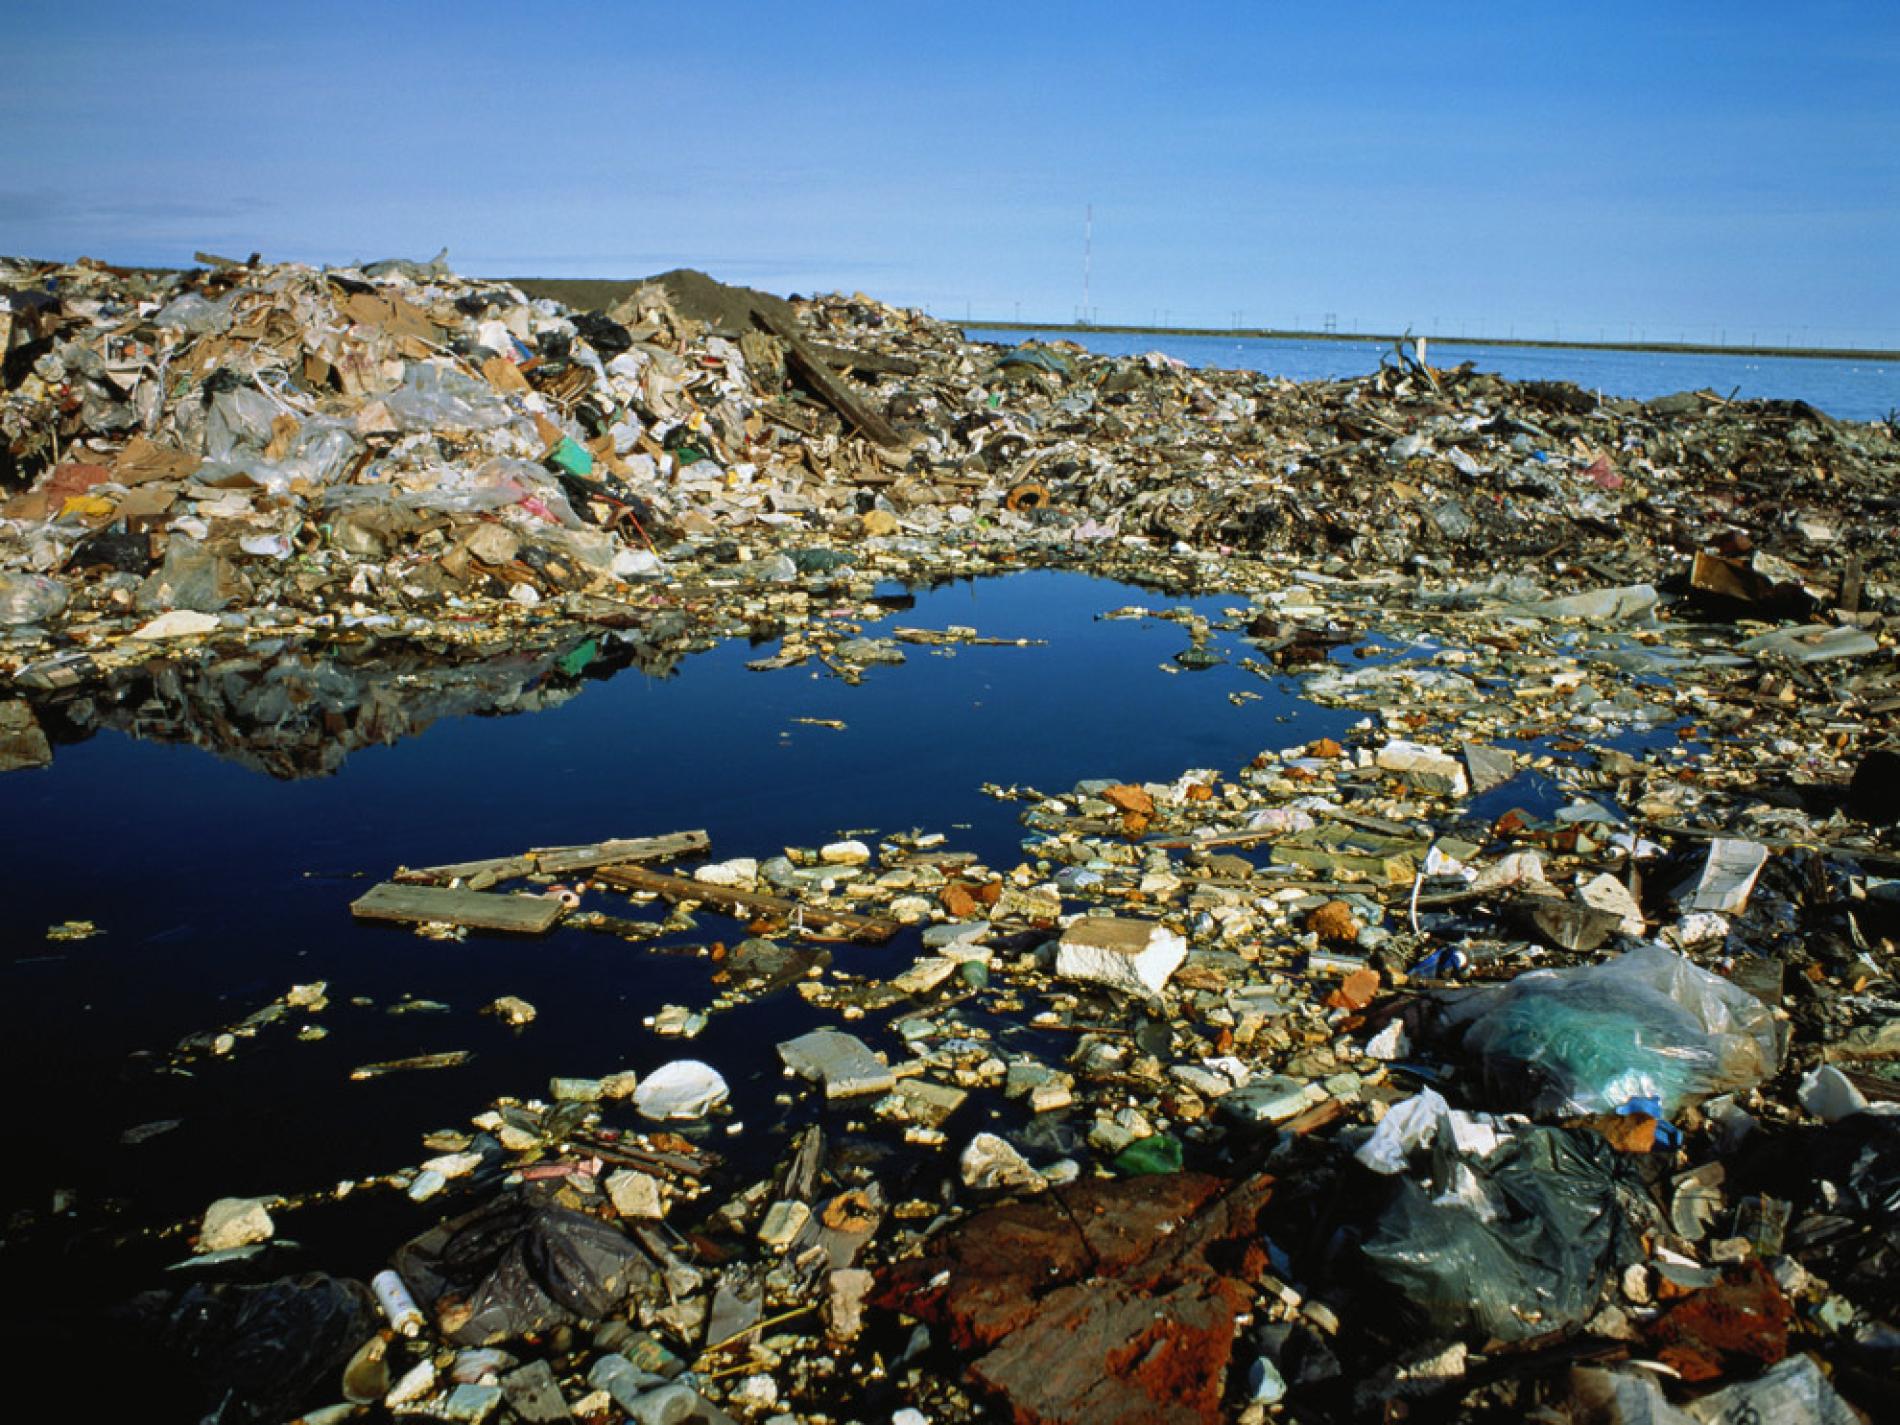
382 362 513 432
204 387 282 461
237 419 360 495
151 291 236 335
395 458 583 527
0 572 68 625
1445 944 1780 1116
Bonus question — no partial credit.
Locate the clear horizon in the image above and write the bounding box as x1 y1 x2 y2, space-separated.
3 2 1896 350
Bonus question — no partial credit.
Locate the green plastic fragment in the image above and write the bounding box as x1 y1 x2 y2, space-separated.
557 639 598 677
547 436 593 477
1112 1133 1184 1177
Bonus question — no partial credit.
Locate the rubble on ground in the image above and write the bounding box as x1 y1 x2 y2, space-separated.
6 249 1899 1422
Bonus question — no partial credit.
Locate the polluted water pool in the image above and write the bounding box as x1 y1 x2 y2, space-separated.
1 568 1355 1400
0 569 1343 1203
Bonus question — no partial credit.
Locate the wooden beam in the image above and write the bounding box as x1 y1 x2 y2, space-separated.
805 341 920 377
351 882 566 933
593 863 902 943
533 831 711 875
752 307 905 449
397 831 710 888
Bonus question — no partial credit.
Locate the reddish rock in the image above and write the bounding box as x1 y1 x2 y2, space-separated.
1324 967 1381 1011
1101 784 1155 818
875 1173 1274 1425
940 882 979 918
1306 899 1361 943
1649 1259 1792 1382
1582 1112 1658 1154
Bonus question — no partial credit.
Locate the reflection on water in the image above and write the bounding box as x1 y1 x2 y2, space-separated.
23 629 685 780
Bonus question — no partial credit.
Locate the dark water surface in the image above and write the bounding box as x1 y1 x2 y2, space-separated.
1 571 1346 1276
974 327 1898 423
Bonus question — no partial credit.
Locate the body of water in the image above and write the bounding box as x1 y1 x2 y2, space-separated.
0 572 1344 1292
972 327 1898 423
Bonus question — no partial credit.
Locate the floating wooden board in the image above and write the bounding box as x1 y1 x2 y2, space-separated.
593 863 901 944
397 831 711 888
351 882 566 933
533 831 711 876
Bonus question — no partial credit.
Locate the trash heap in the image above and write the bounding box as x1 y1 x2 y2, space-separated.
5 251 1900 1422
3 249 1897 721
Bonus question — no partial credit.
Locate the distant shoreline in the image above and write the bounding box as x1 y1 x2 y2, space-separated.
503 279 1893 363
961 320 1898 364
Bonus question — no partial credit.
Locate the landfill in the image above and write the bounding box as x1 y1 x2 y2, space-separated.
4 248 1900 1422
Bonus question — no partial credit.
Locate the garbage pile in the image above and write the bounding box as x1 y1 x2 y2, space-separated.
6 250 1900 1422
3 250 1898 758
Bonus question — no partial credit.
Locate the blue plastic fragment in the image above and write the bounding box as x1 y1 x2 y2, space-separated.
1413 946 1467 979
1617 1095 1684 1148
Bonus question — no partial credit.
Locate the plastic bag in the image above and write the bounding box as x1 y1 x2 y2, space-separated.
0 572 68 625
152 290 235 334
1683 1355 1861 1425
244 419 359 494
396 458 583 528
137 537 247 614
394 1193 653 1345
204 387 283 461
119 1272 378 1424
1359 1126 1639 1342
1445 944 1779 1116
382 362 513 432
632 1059 729 1121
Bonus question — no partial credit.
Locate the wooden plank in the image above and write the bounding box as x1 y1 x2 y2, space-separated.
351 882 566 933
752 307 904 449
593 863 902 943
805 341 920 377
532 831 710 875
396 855 535 887
398 831 710 887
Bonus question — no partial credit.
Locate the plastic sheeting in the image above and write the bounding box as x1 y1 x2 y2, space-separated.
394 1193 655 1346
1359 1126 1641 1343
120 1272 378 1424
1445 944 1780 1116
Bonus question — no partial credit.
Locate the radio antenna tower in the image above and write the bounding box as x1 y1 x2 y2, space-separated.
1082 204 1092 325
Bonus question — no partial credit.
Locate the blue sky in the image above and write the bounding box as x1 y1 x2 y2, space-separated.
3 2 1895 346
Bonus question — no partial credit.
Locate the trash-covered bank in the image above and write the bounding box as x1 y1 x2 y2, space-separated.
3 251 1899 1423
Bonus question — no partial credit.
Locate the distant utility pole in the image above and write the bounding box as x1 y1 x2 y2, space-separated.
1082 204 1092 326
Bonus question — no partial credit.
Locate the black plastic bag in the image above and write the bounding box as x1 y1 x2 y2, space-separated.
395 1191 652 1344
119 1272 377 1424
1358 1126 1640 1343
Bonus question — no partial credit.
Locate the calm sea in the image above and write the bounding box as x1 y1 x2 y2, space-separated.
973 328 1897 424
